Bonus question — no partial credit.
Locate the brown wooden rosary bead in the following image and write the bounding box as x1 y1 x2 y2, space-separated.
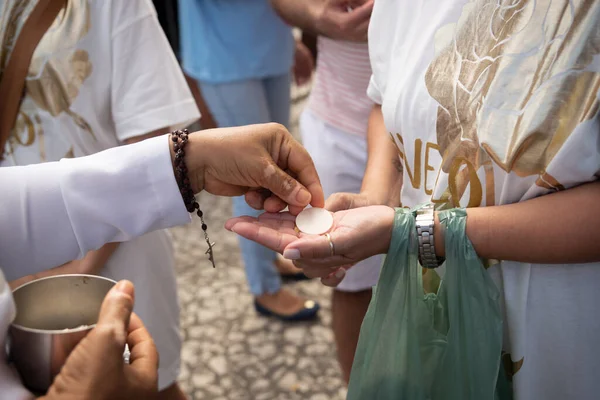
170 129 216 268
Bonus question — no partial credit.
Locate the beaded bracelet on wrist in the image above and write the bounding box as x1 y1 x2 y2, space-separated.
171 129 216 268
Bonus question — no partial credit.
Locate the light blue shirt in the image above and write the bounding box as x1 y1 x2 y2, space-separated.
178 0 295 84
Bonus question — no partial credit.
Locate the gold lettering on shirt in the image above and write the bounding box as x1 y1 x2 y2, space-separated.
35 114 46 162
393 133 486 208
431 188 452 208
448 157 482 208
424 142 440 196
395 134 422 190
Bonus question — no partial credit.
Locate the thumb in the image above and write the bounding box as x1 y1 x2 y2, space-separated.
325 193 354 212
259 161 313 209
96 280 135 346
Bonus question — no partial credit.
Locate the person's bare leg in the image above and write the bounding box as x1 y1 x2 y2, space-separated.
331 289 373 383
157 382 188 400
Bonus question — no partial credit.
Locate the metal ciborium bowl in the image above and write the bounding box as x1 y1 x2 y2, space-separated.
8 274 116 394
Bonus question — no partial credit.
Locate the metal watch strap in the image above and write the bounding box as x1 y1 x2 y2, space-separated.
415 204 445 269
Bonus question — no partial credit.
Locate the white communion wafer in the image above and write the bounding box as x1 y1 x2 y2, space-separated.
295 207 333 235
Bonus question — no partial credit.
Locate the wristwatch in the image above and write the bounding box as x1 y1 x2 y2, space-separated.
415 203 445 269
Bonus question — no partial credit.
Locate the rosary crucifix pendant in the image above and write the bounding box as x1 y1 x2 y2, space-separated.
205 241 216 268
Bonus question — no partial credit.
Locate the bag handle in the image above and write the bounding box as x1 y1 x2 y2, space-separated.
0 0 66 160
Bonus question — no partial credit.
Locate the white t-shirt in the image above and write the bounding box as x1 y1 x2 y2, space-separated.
0 0 199 390
1 0 198 163
368 1 600 398
0 136 191 399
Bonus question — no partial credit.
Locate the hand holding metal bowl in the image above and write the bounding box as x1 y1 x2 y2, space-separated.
8 275 159 398
9 274 115 393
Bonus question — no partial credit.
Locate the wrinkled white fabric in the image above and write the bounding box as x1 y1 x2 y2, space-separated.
0 136 190 398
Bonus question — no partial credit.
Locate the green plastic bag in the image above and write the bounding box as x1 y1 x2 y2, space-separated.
347 208 511 400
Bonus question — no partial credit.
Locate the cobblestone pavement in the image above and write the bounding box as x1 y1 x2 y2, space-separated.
171 85 348 400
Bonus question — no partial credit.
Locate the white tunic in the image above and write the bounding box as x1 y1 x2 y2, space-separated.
0 136 190 398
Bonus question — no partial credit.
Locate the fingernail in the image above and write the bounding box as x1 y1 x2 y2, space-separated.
115 280 129 293
283 249 301 260
335 269 346 279
296 189 311 205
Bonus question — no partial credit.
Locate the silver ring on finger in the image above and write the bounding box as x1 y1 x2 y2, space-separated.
324 233 335 257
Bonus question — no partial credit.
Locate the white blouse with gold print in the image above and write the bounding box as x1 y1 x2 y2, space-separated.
0 0 198 167
368 0 599 399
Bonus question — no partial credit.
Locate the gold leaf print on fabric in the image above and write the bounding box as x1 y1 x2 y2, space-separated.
63 147 74 159
11 111 36 147
27 49 95 140
7 108 46 161
535 171 566 191
34 114 46 162
25 0 94 141
0 0 34 75
3 0 94 157
425 0 600 202
27 50 92 116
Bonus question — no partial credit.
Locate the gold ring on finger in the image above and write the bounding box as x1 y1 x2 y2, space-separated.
324 233 335 257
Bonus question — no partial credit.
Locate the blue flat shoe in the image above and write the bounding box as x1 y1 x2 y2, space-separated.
280 272 312 282
254 299 320 322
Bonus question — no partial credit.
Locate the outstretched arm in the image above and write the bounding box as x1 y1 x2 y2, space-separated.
0 136 190 277
456 181 600 264
270 0 373 42
225 181 600 287
1 123 324 277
